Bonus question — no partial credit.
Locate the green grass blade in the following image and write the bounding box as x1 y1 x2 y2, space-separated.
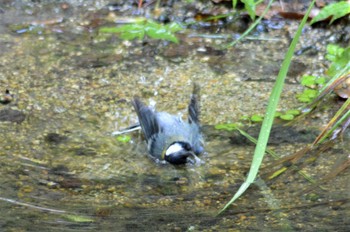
226 0 273 48
236 127 319 184
235 127 279 159
218 0 317 215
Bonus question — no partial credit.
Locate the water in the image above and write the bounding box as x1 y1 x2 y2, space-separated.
0 1 349 231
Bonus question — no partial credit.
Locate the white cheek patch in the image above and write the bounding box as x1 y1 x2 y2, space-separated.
165 143 183 156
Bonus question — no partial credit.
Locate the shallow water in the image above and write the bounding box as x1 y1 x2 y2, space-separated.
0 1 349 231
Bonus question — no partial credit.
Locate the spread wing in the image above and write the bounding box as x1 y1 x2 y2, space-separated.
132 98 160 142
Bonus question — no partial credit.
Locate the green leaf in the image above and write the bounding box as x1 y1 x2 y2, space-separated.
315 76 326 85
121 30 144 40
146 27 178 43
232 0 238 8
144 20 179 43
280 114 294 121
99 20 182 43
251 114 264 122
301 75 316 87
297 89 318 103
285 109 300 116
327 46 350 77
116 135 131 143
242 0 257 20
100 24 145 40
297 95 312 103
327 44 345 57
310 1 350 25
214 123 238 131
304 89 318 98
274 112 282 117
63 214 94 223
214 124 225 130
165 22 183 33
300 75 326 87
240 115 250 121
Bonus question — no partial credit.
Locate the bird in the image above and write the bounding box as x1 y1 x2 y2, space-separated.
132 84 204 165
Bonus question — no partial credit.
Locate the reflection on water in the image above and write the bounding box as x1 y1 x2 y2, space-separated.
0 1 349 231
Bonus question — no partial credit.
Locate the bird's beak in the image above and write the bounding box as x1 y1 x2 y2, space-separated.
186 152 202 165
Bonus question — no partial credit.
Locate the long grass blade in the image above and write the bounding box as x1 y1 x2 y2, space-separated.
218 0 317 215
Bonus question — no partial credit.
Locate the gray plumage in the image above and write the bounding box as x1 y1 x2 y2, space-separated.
132 84 204 164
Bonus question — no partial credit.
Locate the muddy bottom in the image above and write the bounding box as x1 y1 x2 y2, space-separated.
0 0 349 231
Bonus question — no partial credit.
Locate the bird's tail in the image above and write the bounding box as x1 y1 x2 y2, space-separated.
188 83 200 124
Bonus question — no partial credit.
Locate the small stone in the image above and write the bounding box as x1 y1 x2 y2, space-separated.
0 109 26 123
45 133 68 144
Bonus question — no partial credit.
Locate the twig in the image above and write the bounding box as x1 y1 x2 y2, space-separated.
0 197 66 214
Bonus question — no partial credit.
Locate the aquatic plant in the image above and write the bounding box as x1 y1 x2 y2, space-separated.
218 0 316 214
219 19 350 218
99 19 183 43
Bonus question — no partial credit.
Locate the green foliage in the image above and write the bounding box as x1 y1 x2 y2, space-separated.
231 0 261 20
326 44 345 62
239 115 251 121
237 114 265 123
274 111 282 117
296 75 326 103
232 0 238 8
215 123 239 131
300 75 316 87
241 0 258 20
326 45 350 77
218 0 315 214
285 109 301 116
279 114 294 121
277 109 301 121
227 0 273 47
215 110 300 131
99 19 183 43
295 44 349 105
63 214 94 223
116 135 131 143
297 89 318 103
310 1 350 25
301 75 326 87
315 98 350 145
251 114 264 122
218 112 302 128
215 109 301 128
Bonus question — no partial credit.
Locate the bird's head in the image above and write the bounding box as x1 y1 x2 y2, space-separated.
164 141 195 165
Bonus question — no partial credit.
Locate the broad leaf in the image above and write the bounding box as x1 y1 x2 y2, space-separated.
310 1 350 25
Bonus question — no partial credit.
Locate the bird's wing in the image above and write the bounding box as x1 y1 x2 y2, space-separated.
188 83 200 124
132 98 160 142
